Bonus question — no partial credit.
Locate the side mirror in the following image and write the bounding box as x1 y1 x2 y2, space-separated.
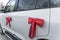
1 6 10 13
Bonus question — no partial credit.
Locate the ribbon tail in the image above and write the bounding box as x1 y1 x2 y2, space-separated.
9 22 11 27
6 20 8 25
29 22 36 39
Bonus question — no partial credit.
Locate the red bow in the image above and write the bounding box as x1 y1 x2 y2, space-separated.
28 17 44 39
6 17 12 26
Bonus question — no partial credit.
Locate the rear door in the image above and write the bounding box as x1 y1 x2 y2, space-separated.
3 0 50 40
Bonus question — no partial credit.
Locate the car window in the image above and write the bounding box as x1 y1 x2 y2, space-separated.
5 0 16 12
17 0 49 11
51 0 60 8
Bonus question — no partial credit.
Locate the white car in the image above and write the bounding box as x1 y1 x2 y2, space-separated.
0 0 60 40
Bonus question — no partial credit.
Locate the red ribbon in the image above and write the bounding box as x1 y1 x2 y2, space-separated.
28 17 44 39
6 17 12 26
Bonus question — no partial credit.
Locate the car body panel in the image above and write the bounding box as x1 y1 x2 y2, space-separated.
1 9 50 40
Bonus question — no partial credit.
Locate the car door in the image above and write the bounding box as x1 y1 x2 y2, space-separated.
3 0 50 40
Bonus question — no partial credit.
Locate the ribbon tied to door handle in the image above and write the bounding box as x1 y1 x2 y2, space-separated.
6 17 12 27
28 17 44 39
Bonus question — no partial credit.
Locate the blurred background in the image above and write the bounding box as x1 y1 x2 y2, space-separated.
0 0 9 6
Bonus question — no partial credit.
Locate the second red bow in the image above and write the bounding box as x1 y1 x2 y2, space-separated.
6 17 12 26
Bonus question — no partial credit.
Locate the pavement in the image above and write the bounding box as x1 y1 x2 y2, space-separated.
0 34 10 40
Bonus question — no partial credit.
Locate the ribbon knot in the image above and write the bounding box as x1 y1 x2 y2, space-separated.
28 17 44 39
6 17 12 26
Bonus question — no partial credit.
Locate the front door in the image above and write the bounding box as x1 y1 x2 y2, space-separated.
3 0 50 40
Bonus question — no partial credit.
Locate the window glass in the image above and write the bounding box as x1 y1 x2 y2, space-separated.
17 0 36 11
36 0 49 9
51 0 60 7
5 0 16 12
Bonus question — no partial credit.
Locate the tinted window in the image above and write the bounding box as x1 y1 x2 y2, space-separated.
51 0 60 8
5 0 16 12
17 0 36 11
17 0 49 11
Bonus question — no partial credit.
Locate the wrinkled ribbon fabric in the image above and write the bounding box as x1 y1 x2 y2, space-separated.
28 17 44 39
6 17 12 26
